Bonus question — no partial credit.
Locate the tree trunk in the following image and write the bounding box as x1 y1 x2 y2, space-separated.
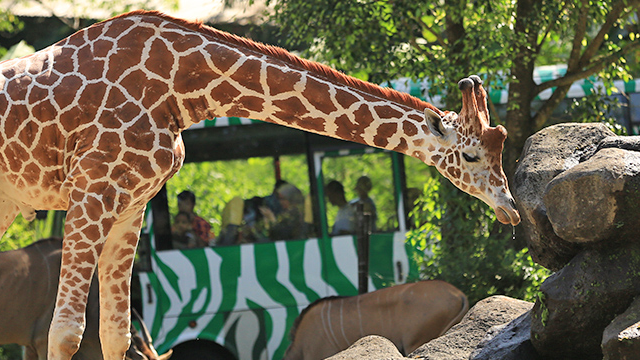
502 0 541 250
504 0 539 181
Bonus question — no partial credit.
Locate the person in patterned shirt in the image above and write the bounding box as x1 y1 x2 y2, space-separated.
177 190 213 247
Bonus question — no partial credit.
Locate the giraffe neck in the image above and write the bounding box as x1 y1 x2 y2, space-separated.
111 12 443 164
186 44 437 162
0 11 444 168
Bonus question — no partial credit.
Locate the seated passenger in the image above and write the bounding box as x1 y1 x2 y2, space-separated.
349 175 377 231
238 196 268 244
257 183 307 241
177 190 213 246
217 182 306 244
171 211 202 249
263 180 289 216
325 180 356 236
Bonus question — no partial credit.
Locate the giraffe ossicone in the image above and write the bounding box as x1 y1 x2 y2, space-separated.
0 10 519 360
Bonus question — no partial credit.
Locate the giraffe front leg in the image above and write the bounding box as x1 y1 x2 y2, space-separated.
47 213 101 360
48 201 109 360
97 207 146 360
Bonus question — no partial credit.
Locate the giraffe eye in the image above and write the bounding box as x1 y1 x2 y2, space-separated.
463 153 480 163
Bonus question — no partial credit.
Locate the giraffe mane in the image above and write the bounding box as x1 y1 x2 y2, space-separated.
108 10 442 117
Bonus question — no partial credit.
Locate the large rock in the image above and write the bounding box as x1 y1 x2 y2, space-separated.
544 147 640 243
324 335 408 360
530 242 640 359
602 296 640 360
598 135 640 152
470 311 540 360
410 296 533 360
513 123 615 270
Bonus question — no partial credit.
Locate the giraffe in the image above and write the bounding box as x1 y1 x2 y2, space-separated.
0 10 519 360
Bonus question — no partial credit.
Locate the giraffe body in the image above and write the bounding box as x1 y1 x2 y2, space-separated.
0 10 519 360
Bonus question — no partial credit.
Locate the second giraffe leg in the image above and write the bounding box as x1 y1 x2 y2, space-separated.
48 200 112 360
97 207 146 360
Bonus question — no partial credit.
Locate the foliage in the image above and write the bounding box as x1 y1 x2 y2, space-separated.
0 211 60 252
0 10 23 34
407 172 550 305
566 83 628 135
270 0 639 107
0 344 21 360
0 10 24 60
269 0 514 108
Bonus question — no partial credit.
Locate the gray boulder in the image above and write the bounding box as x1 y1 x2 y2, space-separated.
324 335 408 360
598 135 640 152
470 311 540 360
530 242 640 359
410 296 533 360
602 295 640 360
544 147 640 243
513 123 615 270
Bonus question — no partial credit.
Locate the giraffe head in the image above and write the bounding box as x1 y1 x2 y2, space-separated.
424 75 520 226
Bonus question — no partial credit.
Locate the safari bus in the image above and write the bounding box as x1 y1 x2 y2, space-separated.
131 115 431 360
130 66 640 360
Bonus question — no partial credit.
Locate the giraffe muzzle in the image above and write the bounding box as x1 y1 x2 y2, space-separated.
495 197 521 226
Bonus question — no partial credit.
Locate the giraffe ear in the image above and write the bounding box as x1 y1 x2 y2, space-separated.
424 108 448 139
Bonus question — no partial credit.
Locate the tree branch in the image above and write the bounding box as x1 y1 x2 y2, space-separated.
533 84 572 130
535 40 640 94
406 12 447 47
536 1 571 53
568 0 589 70
578 0 639 67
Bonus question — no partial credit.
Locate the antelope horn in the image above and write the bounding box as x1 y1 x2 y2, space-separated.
132 308 170 359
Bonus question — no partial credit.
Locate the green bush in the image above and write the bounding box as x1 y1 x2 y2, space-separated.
0 344 21 360
407 172 549 305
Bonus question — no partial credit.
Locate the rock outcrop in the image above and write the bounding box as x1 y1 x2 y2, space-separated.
470 311 538 360
513 123 615 271
602 295 640 360
531 243 640 358
324 336 409 360
513 124 640 358
544 147 640 243
410 296 533 360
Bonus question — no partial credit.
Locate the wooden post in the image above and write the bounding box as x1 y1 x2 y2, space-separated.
356 202 372 294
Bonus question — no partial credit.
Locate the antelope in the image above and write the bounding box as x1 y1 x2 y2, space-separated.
284 280 468 360
0 237 171 360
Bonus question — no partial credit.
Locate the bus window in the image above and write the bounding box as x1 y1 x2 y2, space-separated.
161 154 310 248
320 151 397 234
